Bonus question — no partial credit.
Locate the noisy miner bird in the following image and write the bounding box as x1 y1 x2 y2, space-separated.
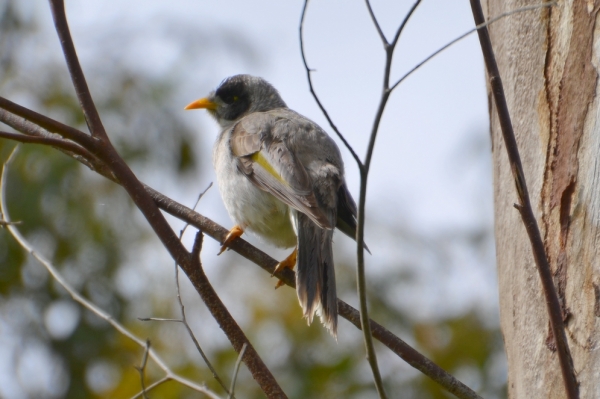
185 75 362 337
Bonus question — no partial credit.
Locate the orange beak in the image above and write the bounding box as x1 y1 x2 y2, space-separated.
184 97 218 110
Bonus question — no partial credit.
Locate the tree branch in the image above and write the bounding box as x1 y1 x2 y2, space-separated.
0 97 94 147
350 2 423 398
0 130 90 160
390 2 556 92
140 182 231 395
364 0 388 46
44 1 288 396
48 0 107 139
0 102 481 399
299 0 362 168
0 150 220 399
390 0 422 48
469 1 577 398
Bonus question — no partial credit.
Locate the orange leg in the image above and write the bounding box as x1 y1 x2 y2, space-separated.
273 247 297 289
218 225 244 255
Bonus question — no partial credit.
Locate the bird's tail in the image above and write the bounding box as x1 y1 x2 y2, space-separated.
295 212 338 337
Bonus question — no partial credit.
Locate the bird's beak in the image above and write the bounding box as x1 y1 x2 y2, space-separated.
184 97 218 111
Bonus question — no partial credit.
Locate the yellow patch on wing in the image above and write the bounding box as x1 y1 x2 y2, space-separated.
250 152 288 186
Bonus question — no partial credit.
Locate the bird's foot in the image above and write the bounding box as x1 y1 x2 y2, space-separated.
218 225 244 255
273 247 297 289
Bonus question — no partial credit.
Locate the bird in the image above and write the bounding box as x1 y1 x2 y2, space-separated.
184 74 361 337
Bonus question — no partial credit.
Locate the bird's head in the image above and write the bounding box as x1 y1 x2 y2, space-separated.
185 75 287 127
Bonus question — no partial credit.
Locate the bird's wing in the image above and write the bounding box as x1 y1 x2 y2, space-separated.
336 183 358 239
230 113 333 229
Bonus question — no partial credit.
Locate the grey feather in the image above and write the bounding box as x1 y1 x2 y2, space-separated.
230 113 333 229
295 211 338 337
336 183 371 254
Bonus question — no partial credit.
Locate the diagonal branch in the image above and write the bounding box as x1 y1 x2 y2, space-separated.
390 0 422 48
299 0 362 168
0 150 220 399
390 1 556 92
0 103 482 399
0 96 93 146
364 0 388 46
0 130 91 160
43 1 288 397
48 0 107 139
469 1 577 398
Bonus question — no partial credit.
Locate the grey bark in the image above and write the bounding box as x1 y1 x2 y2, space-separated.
487 1 600 397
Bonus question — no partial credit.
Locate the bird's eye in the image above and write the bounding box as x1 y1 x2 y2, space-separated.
233 95 239 102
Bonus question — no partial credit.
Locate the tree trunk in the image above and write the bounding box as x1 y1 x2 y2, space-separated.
487 1 600 397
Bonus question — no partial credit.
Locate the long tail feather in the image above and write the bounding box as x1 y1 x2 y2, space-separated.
295 212 338 337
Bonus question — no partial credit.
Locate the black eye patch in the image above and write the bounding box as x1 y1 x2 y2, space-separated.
216 78 246 104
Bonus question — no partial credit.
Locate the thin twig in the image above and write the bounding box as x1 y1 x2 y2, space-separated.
187 230 288 398
129 377 171 399
180 183 213 239
160 181 230 395
469 1 577 399
299 0 362 168
0 149 221 399
390 0 422 47
352 2 423 398
135 339 152 399
390 1 557 92
228 343 247 399
49 0 107 139
139 317 181 323
364 0 388 46
0 219 21 226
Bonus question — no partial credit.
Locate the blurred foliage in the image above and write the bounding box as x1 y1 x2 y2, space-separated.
0 1 505 398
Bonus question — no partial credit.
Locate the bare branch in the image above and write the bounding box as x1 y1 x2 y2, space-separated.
48 0 107 139
135 339 152 399
0 96 93 145
390 0 422 48
0 219 21 226
469 1 577 398
364 0 388 46
354 2 424 397
172 203 231 396
390 1 557 92
0 130 91 160
0 149 221 399
299 0 362 168
228 343 248 399
141 183 227 394
129 377 171 399
0 105 115 179
187 231 287 397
